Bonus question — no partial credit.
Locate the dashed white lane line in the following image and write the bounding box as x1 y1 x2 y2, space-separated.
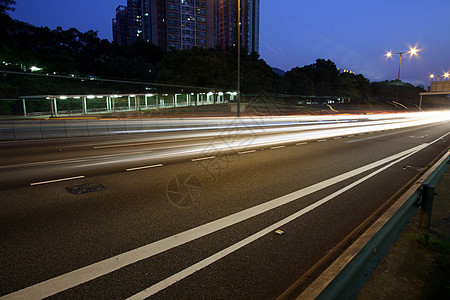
94 137 213 149
238 150 257 155
30 176 85 186
191 156 216 162
126 164 163 172
296 142 308 145
5 143 430 300
127 141 431 300
334 137 342 139
270 145 285 150
317 139 327 142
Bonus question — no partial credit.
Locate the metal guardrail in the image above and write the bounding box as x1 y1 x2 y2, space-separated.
298 150 450 300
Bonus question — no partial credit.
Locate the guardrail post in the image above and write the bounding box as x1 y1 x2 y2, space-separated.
419 184 435 229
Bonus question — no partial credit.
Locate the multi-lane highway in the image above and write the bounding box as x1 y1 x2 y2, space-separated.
1 112 449 299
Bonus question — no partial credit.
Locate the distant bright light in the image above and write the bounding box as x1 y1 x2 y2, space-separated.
87 95 95 99
59 96 67 100
30 66 42 72
386 51 392 58
444 72 450 78
409 47 418 56
429 74 435 79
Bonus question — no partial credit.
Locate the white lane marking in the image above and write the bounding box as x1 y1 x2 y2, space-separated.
296 142 308 145
317 139 327 142
30 176 85 186
191 156 216 162
126 164 163 172
0 150 154 169
270 146 285 150
347 135 355 137
127 142 428 299
238 150 256 155
2 144 428 300
345 124 441 144
94 137 213 149
334 137 342 139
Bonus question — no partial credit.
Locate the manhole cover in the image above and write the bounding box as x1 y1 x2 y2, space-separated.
66 183 107 195
166 173 202 208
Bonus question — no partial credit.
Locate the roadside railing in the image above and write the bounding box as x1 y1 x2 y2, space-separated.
297 150 449 300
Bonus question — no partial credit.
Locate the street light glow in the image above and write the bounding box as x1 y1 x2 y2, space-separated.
409 47 418 56
384 45 420 104
430 73 450 81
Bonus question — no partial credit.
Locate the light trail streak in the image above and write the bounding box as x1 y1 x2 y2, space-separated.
6 131 448 300
87 112 448 150
1 112 448 185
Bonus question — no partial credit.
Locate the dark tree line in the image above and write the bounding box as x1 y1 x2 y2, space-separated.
1 1 425 109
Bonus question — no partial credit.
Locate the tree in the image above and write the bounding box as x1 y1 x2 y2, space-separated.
0 0 16 15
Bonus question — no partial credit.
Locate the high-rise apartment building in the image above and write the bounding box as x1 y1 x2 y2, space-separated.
216 0 259 54
113 0 259 54
112 5 129 46
243 0 259 54
126 0 151 45
149 0 214 50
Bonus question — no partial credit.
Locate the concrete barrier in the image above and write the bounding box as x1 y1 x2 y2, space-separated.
13 120 43 140
41 120 68 139
125 120 143 134
66 120 90 138
106 119 127 135
0 121 15 140
87 120 110 136
0 117 302 141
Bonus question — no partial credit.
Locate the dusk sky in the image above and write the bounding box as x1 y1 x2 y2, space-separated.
10 0 450 87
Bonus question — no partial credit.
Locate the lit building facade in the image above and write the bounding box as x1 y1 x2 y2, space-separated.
149 0 214 50
112 5 129 46
127 0 151 45
113 0 259 54
216 0 259 54
243 0 259 54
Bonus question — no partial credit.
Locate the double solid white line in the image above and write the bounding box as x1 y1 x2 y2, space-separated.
2 134 446 300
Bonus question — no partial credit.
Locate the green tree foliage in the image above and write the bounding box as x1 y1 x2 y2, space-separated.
157 47 231 88
284 59 371 98
0 11 426 109
0 0 15 15
156 47 276 93
371 80 425 106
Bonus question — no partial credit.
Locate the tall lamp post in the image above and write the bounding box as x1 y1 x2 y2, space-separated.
237 0 241 117
386 47 418 103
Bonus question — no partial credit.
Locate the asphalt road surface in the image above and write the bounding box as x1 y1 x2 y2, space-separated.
1 113 449 299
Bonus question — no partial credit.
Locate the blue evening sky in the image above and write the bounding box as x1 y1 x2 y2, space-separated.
11 0 450 86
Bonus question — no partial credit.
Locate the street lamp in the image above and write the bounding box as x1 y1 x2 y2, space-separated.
237 0 241 117
386 47 419 103
429 72 450 81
